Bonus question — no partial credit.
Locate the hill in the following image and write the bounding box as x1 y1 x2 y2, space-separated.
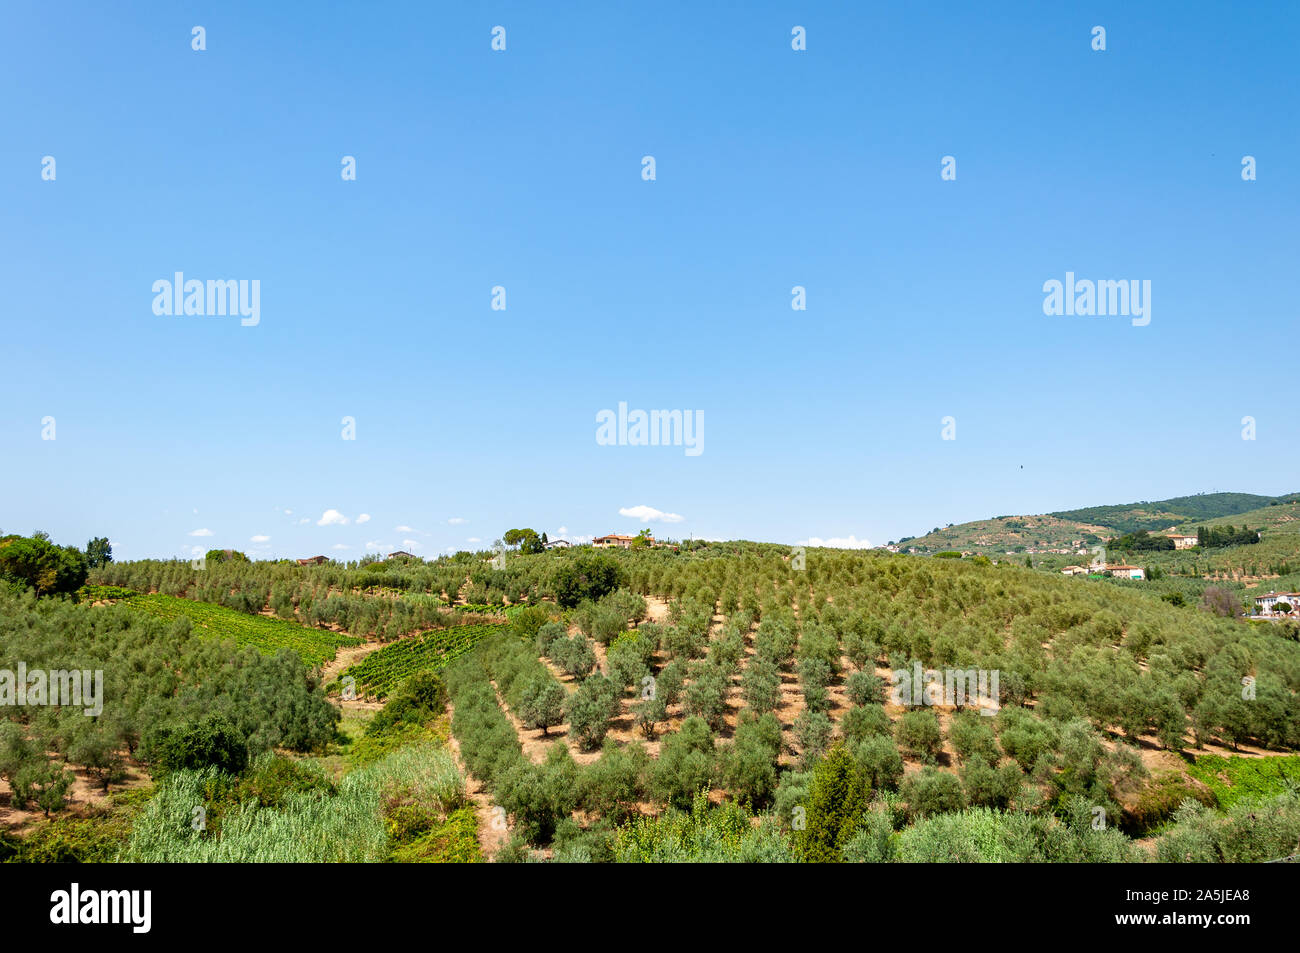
6 533 1300 866
897 491 1300 555
1050 492 1300 534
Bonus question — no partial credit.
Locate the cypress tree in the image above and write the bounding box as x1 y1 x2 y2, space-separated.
797 741 866 862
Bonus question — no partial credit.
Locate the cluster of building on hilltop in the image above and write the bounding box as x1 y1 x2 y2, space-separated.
591 533 657 550
295 536 661 564
1056 528 1212 581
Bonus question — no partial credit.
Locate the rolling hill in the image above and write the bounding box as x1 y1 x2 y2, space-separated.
897 491 1300 555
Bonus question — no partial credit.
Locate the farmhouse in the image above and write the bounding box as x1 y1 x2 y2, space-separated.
387 550 416 560
296 555 328 566
1105 564 1146 580
1165 531 1199 550
544 538 572 549
1253 591 1300 617
1060 565 1088 576
593 533 652 549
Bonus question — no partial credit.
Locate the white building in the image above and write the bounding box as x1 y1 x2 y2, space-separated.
1254 591 1300 616
1106 564 1146 580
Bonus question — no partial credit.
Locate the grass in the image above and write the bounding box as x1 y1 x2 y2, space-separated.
388 806 481 862
1184 754 1300 810
119 743 469 862
348 719 451 768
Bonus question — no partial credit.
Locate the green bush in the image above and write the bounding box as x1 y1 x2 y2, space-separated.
142 714 250 776
895 710 944 764
902 767 968 818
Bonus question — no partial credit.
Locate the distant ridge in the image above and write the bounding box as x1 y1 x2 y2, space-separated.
897 491 1300 554
1048 492 1300 535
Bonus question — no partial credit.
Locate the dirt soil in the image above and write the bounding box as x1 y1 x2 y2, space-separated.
0 757 152 835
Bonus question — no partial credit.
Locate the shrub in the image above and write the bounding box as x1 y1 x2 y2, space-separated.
578 741 650 823
535 621 567 656
841 805 898 863
997 707 1058 772
497 742 579 845
949 711 1000 764
902 767 968 818
841 704 893 748
551 555 623 608
565 676 620 749
143 714 250 776
741 657 782 714
845 670 886 707
366 671 447 737
721 714 782 808
795 710 834 769
853 735 904 793
895 710 944 764
684 664 729 730
517 677 567 736
654 717 715 810
551 634 597 680
960 756 1021 810
798 656 833 714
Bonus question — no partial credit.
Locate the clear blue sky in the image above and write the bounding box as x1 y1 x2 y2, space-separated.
3 1 1297 560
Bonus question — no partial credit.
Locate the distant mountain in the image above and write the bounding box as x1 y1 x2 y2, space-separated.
897 492 1300 555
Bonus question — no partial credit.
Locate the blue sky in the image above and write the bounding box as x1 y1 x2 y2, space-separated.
2 1 1297 560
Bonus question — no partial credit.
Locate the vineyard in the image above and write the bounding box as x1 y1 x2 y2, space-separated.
122 593 362 666
343 622 506 699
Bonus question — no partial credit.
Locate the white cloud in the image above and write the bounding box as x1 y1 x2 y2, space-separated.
402 539 423 550
447 517 468 526
395 525 415 533
188 528 213 537
332 543 350 550
466 537 482 544
298 517 311 525
557 525 568 535
250 534 270 543
356 513 371 524
317 509 349 526
364 540 385 551
797 535 873 549
619 505 684 524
